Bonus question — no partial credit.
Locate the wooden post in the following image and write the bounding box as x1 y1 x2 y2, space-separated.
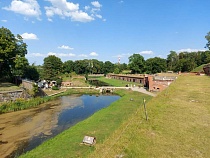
143 98 148 121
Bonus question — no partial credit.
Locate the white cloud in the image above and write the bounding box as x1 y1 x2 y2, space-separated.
84 6 90 10
79 54 88 57
113 53 131 58
90 52 98 56
71 11 94 22
58 45 74 50
119 1 124 3
95 14 102 19
1 20 7 22
21 32 38 40
45 0 95 23
3 0 41 20
177 48 206 53
31 53 45 57
48 52 57 56
91 1 102 8
47 52 76 57
139 50 153 55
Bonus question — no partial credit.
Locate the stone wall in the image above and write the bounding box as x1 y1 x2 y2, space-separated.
0 90 25 102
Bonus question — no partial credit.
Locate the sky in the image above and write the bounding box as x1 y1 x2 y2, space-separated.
0 0 210 65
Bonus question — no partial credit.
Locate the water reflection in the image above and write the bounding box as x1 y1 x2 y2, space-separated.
0 94 120 158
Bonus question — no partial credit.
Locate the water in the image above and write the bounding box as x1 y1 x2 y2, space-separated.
8 94 120 157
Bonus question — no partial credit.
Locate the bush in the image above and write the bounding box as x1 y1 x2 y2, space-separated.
52 86 59 90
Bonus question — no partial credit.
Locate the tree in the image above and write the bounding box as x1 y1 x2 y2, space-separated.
12 56 29 77
24 64 40 81
205 32 210 50
63 60 74 74
166 51 178 71
43 55 63 80
0 27 27 80
103 61 114 74
128 54 145 74
145 57 167 74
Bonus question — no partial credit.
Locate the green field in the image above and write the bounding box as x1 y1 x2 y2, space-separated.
90 75 210 157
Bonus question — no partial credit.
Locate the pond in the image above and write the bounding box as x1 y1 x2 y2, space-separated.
0 94 120 158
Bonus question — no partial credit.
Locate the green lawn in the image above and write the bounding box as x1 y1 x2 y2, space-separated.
0 82 21 91
20 90 152 158
191 64 206 72
89 75 210 157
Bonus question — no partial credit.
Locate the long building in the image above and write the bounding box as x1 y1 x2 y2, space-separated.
107 73 177 92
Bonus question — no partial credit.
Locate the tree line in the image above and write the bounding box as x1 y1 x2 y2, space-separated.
1 26 210 83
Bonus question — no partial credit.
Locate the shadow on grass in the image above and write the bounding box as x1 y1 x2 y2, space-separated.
0 82 16 88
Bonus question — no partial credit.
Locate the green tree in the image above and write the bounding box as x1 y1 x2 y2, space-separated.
145 57 167 74
24 64 40 81
128 54 145 74
63 60 74 73
43 55 63 80
0 27 27 80
103 61 114 74
166 51 178 71
205 32 210 50
12 56 29 77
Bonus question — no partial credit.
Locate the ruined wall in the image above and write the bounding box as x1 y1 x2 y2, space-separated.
0 90 24 102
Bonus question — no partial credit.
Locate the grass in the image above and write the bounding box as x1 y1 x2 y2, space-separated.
0 82 21 91
89 75 210 157
93 76 142 87
191 64 207 72
20 90 152 158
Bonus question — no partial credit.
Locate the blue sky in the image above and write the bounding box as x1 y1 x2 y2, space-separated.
0 0 210 65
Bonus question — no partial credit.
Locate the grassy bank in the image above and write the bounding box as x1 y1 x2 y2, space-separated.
0 88 98 114
20 90 152 158
89 75 210 157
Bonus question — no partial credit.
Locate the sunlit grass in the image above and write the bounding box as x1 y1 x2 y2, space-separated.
89 75 210 157
94 76 143 87
0 82 21 91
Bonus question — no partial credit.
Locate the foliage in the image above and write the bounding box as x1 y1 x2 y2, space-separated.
114 67 120 74
0 27 27 80
30 83 39 97
52 86 59 90
205 31 210 50
24 64 40 81
166 50 210 72
63 60 74 73
145 57 167 74
128 54 145 74
103 61 114 74
43 55 63 80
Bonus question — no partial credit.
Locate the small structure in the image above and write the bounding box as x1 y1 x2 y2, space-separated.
147 75 177 92
82 136 96 146
62 81 73 87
